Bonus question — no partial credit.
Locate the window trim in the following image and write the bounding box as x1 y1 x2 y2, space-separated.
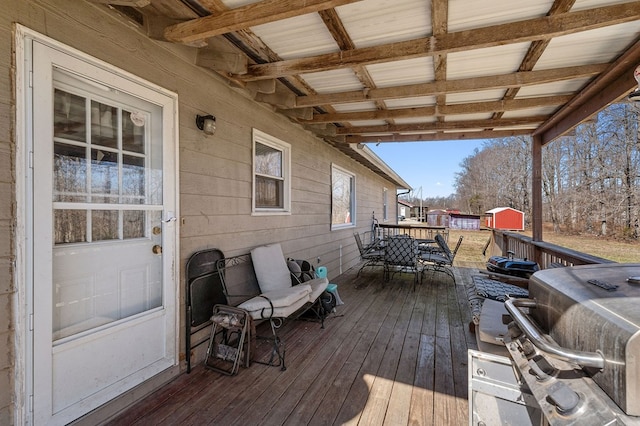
252 129 291 215
331 163 356 230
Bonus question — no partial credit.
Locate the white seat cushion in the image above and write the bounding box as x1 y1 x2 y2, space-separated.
251 243 292 293
305 277 329 301
240 285 311 311
239 285 311 320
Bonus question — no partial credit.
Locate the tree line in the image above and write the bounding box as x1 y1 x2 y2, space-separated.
446 102 640 238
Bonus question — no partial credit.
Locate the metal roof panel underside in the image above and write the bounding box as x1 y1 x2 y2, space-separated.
111 0 640 185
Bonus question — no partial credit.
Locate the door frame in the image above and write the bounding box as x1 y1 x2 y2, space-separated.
14 24 181 424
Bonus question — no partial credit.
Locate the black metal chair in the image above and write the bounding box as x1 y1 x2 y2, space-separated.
353 232 385 276
383 235 421 290
420 234 463 281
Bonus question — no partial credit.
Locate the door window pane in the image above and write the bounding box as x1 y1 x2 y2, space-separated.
54 210 87 244
91 148 119 202
54 143 87 202
123 210 145 239
54 89 86 142
122 154 145 204
122 109 145 153
91 100 118 148
92 210 119 241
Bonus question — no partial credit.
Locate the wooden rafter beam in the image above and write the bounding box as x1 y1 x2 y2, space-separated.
164 0 363 44
318 8 354 51
535 39 640 144
238 2 640 80
493 0 576 119
302 95 571 123
431 0 448 123
295 64 607 107
90 0 150 6
344 129 532 144
336 117 546 135
317 8 387 118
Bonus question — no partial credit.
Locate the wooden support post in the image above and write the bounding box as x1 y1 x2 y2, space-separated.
532 134 543 266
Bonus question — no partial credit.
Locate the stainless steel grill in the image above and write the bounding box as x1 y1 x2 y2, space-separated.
504 263 640 425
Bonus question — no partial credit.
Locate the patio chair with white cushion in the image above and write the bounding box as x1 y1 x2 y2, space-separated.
216 243 328 370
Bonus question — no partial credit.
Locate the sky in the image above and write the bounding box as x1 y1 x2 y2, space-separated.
369 139 486 198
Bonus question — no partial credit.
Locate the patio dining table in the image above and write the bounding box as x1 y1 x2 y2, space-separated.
372 236 438 258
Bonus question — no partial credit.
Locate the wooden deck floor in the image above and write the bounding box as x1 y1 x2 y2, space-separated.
105 265 480 426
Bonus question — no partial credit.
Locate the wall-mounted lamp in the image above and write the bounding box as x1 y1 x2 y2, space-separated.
196 114 216 135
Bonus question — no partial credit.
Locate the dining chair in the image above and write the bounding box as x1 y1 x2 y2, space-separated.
353 232 385 277
383 235 421 290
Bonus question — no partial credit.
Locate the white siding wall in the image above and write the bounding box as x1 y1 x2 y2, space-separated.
0 0 400 423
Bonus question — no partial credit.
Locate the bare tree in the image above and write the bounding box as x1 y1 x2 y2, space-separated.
455 101 639 238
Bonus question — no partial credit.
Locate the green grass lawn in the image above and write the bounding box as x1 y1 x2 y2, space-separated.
448 229 640 265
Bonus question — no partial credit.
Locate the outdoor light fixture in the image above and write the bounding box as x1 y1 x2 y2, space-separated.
629 64 640 102
196 114 216 135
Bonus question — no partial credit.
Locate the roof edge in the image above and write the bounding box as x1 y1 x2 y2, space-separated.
349 144 412 190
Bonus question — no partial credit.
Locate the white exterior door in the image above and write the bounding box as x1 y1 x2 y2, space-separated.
28 38 178 425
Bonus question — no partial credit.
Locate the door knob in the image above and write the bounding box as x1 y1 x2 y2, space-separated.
152 245 162 254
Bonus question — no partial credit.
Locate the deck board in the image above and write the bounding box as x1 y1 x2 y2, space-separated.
104 264 480 426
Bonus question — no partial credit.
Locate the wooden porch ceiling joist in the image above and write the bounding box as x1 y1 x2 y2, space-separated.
343 129 532 144
164 0 364 43
295 64 608 108
301 95 573 123
107 0 640 149
491 0 576 121
335 117 546 135
536 39 640 145
236 2 640 81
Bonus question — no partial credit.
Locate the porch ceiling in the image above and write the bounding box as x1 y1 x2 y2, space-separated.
101 0 640 148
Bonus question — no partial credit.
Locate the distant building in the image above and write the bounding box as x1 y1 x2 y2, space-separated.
426 209 449 227
485 207 525 231
397 199 413 220
449 213 481 230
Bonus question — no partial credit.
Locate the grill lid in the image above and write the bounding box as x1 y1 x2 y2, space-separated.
526 263 640 416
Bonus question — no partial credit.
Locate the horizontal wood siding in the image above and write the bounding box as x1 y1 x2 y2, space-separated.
1 0 402 422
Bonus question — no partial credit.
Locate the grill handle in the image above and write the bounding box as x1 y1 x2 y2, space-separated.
504 298 606 370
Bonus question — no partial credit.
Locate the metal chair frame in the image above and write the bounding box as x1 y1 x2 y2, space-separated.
421 235 463 281
383 235 422 290
353 231 385 277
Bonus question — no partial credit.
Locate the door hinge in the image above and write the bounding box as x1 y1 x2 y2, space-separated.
29 313 34 331
29 394 33 412
28 70 33 88
28 151 33 169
